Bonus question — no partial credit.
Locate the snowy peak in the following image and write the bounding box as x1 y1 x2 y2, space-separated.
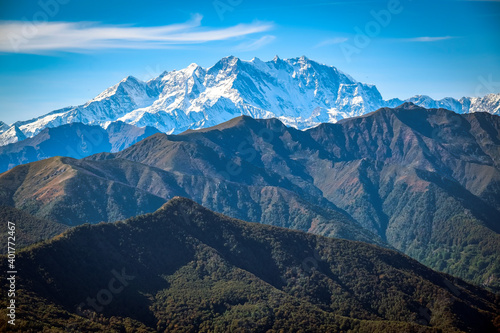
207 55 241 76
91 75 157 108
0 121 9 134
0 124 26 146
467 93 500 115
1 56 499 147
390 93 500 115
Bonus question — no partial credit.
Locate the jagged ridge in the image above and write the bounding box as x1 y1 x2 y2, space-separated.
1 56 498 146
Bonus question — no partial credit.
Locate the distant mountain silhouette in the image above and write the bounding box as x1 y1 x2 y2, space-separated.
0 121 160 173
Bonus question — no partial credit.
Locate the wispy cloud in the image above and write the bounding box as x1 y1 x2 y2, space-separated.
0 14 274 54
235 35 276 51
315 37 349 48
399 36 457 42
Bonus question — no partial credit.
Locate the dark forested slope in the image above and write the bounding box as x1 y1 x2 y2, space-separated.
1 198 498 332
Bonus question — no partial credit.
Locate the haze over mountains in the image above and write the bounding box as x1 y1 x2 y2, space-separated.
2 104 499 294
2 197 499 332
1 56 499 147
0 121 159 173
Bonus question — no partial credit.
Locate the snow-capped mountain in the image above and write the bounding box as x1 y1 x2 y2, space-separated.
1 56 499 146
0 121 9 134
0 125 26 146
385 94 500 114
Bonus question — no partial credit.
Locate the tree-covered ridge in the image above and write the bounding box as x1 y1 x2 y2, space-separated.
1 198 498 332
0 206 69 253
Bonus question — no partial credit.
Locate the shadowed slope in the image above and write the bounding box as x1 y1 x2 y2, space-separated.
1 197 499 332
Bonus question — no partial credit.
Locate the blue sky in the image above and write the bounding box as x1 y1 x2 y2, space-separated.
0 0 499 125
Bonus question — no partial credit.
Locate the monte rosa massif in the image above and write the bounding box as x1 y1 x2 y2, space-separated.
1 55 499 147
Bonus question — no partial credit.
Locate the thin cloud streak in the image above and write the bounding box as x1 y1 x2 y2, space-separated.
235 35 276 51
399 36 457 42
315 37 349 47
0 15 274 54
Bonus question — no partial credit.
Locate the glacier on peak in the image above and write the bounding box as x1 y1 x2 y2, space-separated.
1 56 499 147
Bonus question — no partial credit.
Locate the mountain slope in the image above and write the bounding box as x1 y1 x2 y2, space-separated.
2 56 498 147
0 125 26 146
105 121 160 152
1 197 498 332
2 105 499 291
0 155 382 245
0 157 169 226
0 121 160 173
95 105 500 291
0 206 69 253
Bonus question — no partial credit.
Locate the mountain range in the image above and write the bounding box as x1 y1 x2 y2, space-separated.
1 197 499 332
1 55 500 331
1 56 499 148
0 121 159 173
2 103 499 294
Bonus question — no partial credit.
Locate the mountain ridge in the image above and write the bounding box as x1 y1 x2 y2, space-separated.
2 196 499 332
1 56 498 146
2 104 499 292
0 121 160 173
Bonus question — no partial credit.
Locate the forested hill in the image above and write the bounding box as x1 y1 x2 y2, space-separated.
1 197 499 332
